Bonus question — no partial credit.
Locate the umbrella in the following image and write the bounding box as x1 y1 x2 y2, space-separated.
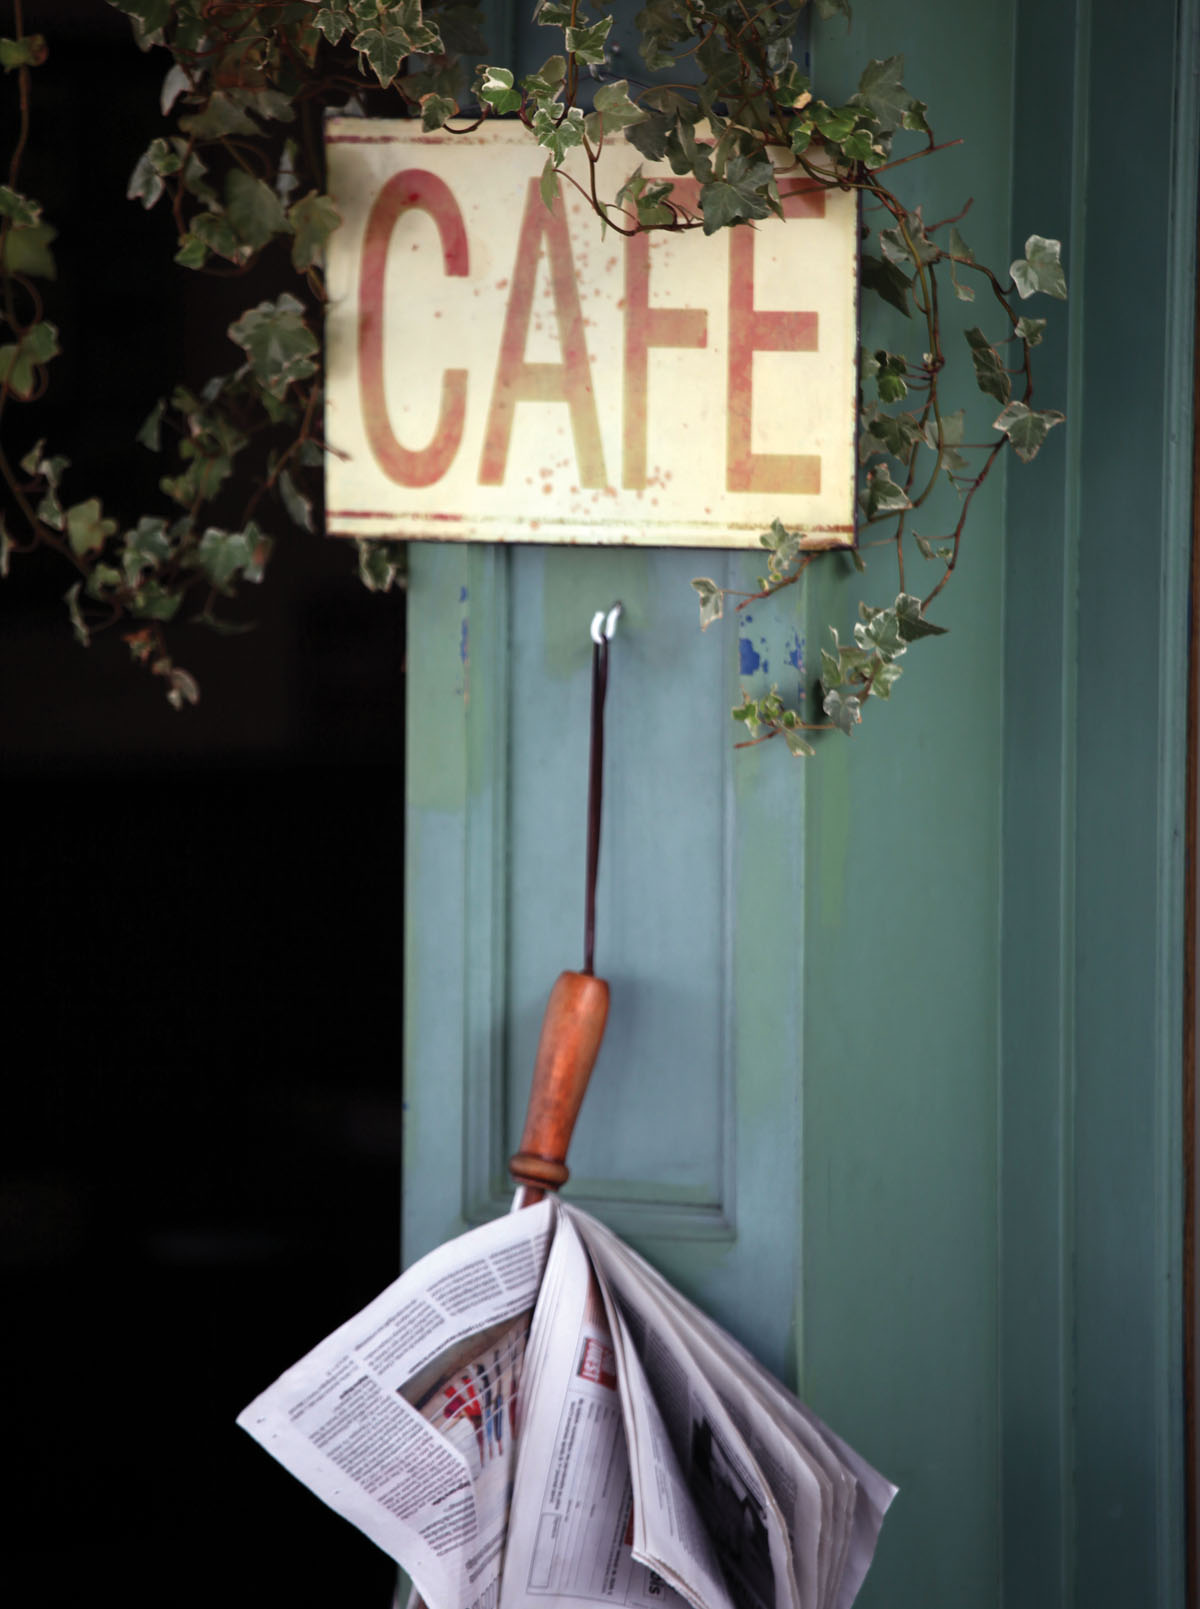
237 605 895 1609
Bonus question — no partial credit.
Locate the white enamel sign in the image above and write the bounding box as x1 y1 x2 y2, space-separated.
325 119 857 548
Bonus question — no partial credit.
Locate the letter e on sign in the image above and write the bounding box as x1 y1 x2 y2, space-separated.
325 121 857 549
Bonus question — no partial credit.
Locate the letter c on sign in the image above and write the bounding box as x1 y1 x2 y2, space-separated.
358 170 468 488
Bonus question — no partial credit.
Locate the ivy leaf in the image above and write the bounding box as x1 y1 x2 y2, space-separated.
288 191 340 271
164 664 200 710
534 1 575 25
533 104 585 163
121 516 171 584
353 4 441 87
992 400 1065 463
927 408 971 480
855 603 905 657
524 54 567 99
895 591 948 641
195 522 271 591
862 465 911 517
627 109 673 162
616 167 675 227
823 687 861 734
866 655 904 699
591 80 647 135
692 576 724 630
129 580 182 621
0 184 39 225
852 56 913 134
0 34 47 70
160 62 189 115
731 696 760 736
313 5 355 44
840 128 879 164
420 92 458 131
279 468 313 531
539 159 559 212
227 294 318 399
109 0 171 48
565 15 612 64
948 225 975 301
478 66 522 115
225 169 288 252
0 319 59 399
880 220 938 268
191 211 242 263
174 232 207 269
700 153 775 234
873 350 908 403
782 727 816 758
66 498 118 559
357 539 407 593
1016 315 1046 347
965 326 1011 406
0 219 56 279
860 252 912 317
64 582 89 647
178 92 260 139
127 148 165 209
1010 234 1067 300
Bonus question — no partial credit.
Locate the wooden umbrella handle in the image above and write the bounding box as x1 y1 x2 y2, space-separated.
510 970 610 1204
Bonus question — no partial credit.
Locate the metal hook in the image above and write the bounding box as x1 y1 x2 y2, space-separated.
590 602 623 644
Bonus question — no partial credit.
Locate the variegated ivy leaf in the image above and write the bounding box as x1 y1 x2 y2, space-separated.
565 15 612 65
533 104 585 164
861 465 911 518
590 81 647 136
822 687 862 734
692 577 723 631
357 539 407 593
227 294 318 399
288 191 340 271
478 65 522 115
1010 235 1067 299
992 400 1065 463
965 326 1010 406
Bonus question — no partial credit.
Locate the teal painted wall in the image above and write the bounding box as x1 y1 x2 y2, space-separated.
402 3 1199 1607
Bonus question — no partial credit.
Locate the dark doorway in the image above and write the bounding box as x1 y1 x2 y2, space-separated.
2 6 406 1604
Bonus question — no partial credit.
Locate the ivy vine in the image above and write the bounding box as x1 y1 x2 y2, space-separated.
0 0 1064 744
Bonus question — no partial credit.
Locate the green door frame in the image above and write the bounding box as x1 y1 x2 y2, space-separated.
400 4 1200 1606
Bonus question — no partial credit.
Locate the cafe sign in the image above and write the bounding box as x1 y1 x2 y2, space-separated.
325 119 858 549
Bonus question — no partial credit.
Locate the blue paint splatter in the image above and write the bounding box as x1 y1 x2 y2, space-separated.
459 585 468 602
786 631 804 671
739 636 761 675
460 617 469 664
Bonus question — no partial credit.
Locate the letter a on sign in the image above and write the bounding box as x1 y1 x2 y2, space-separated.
325 121 858 550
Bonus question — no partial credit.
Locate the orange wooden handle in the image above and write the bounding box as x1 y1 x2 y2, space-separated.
510 970 609 1199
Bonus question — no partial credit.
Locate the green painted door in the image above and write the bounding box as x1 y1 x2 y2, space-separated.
402 3 1199 1605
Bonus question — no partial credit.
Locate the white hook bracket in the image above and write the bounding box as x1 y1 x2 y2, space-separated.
590 602 623 644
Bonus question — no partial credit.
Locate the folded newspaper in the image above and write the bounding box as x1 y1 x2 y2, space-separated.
237 1199 896 1609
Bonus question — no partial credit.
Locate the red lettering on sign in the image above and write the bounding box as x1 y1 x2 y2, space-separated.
727 186 823 495
623 180 708 490
359 170 468 488
479 179 606 488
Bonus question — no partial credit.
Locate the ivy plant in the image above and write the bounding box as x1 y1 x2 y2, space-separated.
0 0 1064 747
